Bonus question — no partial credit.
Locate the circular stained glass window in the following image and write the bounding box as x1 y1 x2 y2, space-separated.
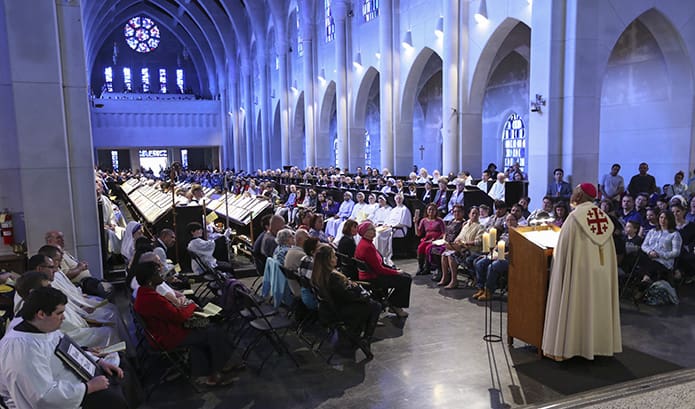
124 16 160 53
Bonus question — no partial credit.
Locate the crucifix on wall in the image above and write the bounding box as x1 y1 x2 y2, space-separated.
419 145 425 160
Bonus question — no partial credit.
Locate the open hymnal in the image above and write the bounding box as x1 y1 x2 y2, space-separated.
194 302 223 318
431 239 447 246
522 229 561 249
182 289 195 296
55 335 102 382
99 341 126 355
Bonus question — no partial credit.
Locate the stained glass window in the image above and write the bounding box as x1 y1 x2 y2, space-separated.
325 0 335 43
141 68 150 92
123 67 132 91
176 69 184 93
124 16 160 53
159 68 167 93
275 55 279 70
502 113 527 173
111 151 120 171
296 7 303 57
364 131 371 167
333 137 339 167
363 0 379 22
181 149 189 168
104 67 113 93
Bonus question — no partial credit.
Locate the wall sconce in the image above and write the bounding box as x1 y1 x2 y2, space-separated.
318 68 326 81
253 96 258 105
290 80 298 92
270 89 275 98
474 0 488 23
434 16 444 37
531 94 546 113
375 52 381 59
402 30 413 49
353 52 362 68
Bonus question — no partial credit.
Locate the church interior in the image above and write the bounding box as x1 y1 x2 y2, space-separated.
1 0 695 408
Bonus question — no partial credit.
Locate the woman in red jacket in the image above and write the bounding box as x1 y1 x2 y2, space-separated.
354 221 412 318
133 262 235 386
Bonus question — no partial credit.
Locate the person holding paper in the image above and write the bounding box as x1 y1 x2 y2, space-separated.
438 206 486 289
134 261 235 386
0 286 127 409
473 213 518 301
542 183 621 361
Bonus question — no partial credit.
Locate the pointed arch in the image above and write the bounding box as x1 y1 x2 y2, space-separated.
400 47 443 175
599 9 694 185
291 91 306 168
318 81 337 166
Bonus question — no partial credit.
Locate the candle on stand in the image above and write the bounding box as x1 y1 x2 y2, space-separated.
489 227 497 246
497 240 506 260
482 232 490 252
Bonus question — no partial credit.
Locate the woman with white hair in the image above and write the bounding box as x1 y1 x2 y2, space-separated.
273 228 296 266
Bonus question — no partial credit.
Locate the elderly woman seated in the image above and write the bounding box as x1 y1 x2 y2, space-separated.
438 206 486 289
374 194 412 266
354 221 412 318
133 262 236 386
261 229 296 307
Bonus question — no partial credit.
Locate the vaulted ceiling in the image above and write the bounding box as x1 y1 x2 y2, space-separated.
82 0 303 97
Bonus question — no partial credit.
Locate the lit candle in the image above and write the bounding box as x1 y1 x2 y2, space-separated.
497 240 506 260
489 227 497 246
482 232 490 252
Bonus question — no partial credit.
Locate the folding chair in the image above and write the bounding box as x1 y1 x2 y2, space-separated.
188 251 230 302
336 251 358 280
234 286 300 374
352 257 394 310
312 290 373 362
129 305 201 399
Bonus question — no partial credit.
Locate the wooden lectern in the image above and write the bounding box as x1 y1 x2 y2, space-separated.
507 225 560 353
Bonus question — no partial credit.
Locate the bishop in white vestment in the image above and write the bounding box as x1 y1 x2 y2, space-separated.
542 183 622 360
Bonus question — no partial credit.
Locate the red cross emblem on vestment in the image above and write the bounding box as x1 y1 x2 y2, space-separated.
586 208 609 235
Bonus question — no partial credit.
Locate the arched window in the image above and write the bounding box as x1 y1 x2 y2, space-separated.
333 137 339 167
104 67 113 93
296 7 304 57
364 131 371 167
141 68 150 92
124 16 160 53
362 0 379 22
502 113 526 173
325 0 335 43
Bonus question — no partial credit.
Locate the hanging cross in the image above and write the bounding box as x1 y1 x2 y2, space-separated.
419 145 425 160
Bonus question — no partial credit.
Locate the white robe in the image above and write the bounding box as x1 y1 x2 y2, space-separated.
542 201 622 360
0 328 87 409
60 251 91 284
50 272 118 324
187 237 218 274
375 205 412 264
349 202 371 223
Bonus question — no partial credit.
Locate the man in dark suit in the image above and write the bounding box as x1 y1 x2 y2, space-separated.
546 168 572 202
421 181 434 203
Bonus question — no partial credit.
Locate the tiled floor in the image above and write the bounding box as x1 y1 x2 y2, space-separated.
135 258 695 409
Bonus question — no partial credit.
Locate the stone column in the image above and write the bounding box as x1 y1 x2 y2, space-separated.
241 63 254 171
278 39 291 167
527 0 567 203
229 65 241 171
3 0 102 272
379 0 394 172
301 12 316 167
560 0 602 187
333 0 349 169
258 51 270 170
442 0 459 175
